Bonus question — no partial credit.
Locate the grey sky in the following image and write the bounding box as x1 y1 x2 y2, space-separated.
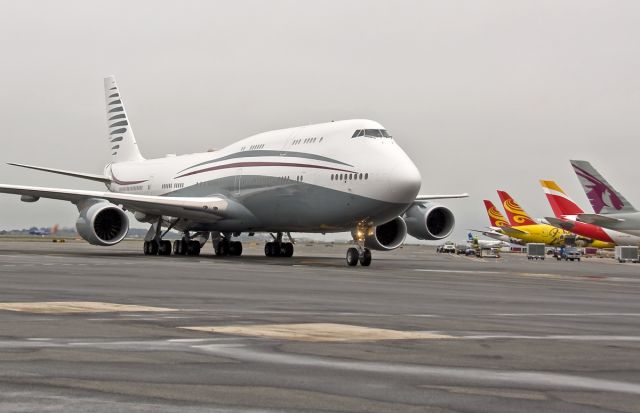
1 0 639 242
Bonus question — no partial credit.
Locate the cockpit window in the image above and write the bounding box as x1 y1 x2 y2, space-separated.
351 129 392 138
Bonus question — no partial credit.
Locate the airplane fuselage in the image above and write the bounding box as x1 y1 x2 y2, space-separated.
105 119 422 233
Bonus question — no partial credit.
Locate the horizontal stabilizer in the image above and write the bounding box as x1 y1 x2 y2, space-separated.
415 193 469 201
8 163 112 184
576 213 625 225
544 216 575 230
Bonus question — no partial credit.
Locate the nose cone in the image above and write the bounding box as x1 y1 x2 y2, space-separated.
387 155 422 204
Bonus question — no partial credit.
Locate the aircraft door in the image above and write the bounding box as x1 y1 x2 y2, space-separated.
234 168 242 195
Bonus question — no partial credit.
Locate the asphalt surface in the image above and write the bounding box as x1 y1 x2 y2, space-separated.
0 239 639 412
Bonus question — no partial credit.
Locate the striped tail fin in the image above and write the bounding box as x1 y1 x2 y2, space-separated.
540 180 584 217
497 190 537 226
483 200 510 227
104 76 144 163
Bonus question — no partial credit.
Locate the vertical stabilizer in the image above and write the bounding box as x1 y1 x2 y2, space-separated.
483 200 510 227
540 180 584 217
570 160 636 214
497 191 537 226
104 76 144 163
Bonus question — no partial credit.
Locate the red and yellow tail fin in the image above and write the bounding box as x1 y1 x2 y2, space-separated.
483 200 510 227
540 180 584 217
497 190 537 226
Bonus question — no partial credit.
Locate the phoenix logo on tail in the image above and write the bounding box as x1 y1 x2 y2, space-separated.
497 190 537 226
483 200 509 227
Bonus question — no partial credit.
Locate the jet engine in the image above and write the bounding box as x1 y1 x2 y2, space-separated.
76 201 129 246
404 202 455 240
361 216 408 251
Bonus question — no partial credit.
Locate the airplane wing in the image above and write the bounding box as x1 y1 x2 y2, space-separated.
576 213 624 225
415 193 469 201
498 226 529 236
7 163 112 184
0 184 234 221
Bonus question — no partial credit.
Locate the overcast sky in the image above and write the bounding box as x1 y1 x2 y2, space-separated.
1 0 639 242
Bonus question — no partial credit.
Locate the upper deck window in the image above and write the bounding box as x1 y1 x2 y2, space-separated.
351 129 392 138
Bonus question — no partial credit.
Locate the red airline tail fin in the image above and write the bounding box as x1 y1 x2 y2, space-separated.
540 180 584 217
497 190 537 226
483 200 510 227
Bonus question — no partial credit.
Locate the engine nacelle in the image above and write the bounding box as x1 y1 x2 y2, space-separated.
404 202 455 240
76 201 129 246
359 216 408 251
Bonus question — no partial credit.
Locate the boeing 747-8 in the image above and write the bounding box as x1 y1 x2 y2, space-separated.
0 77 467 266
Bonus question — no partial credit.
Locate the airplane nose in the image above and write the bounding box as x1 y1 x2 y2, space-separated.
387 157 422 203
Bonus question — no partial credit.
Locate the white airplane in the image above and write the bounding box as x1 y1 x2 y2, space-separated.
467 233 510 249
0 76 467 266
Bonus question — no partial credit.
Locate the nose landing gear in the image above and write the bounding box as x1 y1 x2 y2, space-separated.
347 225 372 266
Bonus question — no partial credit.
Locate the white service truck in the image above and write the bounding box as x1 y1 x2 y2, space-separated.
526 243 546 260
615 246 639 263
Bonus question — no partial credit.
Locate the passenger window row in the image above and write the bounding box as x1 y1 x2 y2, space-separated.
331 173 368 181
292 137 323 146
121 185 143 191
351 129 391 138
161 183 184 190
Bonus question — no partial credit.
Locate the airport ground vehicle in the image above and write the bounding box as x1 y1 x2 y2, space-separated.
556 247 581 261
615 246 639 263
526 243 546 260
437 242 456 253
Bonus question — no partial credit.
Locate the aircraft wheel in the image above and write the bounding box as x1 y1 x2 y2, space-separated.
264 242 272 257
230 241 243 256
173 240 186 255
146 241 158 256
186 241 201 256
359 248 372 266
346 247 359 266
158 240 172 256
283 242 294 258
143 241 150 255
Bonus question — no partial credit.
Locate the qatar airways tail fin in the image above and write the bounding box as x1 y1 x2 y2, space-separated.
540 180 583 217
104 76 144 163
496 190 537 226
570 160 636 214
483 200 510 227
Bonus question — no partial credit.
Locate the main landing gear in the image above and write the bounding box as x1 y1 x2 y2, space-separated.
142 220 203 256
143 238 201 256
213 235 243 257
347 224 372 266
265 232 294 257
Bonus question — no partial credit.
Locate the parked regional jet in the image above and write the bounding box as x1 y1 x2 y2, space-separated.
0 77 467 266
571 160 640 237
540 180 638 246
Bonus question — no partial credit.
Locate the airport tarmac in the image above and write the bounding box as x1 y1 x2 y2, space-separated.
0 239 639 412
